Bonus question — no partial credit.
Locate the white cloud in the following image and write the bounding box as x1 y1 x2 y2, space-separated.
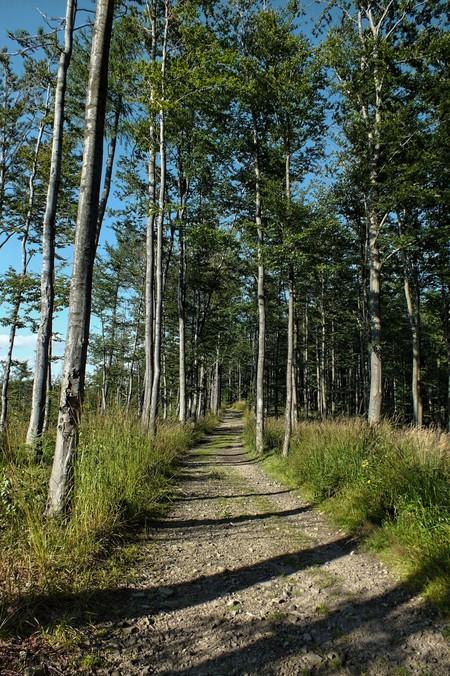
0 334 37 349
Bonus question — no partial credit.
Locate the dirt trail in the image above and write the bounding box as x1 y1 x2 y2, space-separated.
13 412 450 674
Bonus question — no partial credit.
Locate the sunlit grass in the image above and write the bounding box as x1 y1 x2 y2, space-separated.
245 412 450 611
0 408 217 630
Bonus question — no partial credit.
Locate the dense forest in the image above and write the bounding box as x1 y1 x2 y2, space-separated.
0 1 449 670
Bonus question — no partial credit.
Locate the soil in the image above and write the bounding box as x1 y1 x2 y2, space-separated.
2 411 449 674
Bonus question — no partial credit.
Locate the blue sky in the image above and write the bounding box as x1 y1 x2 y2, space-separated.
0 0 330 371
0 0 116 369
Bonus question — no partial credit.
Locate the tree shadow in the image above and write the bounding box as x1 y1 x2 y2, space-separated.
4 536 444 676
179 489 293 502
149 505 308 530
5 536 355 636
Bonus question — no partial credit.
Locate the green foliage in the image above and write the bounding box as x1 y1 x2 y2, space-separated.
245 415 450 610
0 409 209 629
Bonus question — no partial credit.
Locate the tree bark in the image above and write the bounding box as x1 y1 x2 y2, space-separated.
404 264 423 426
177 157 188 423
149 0 169 435
282 275 294 457
253 120 265 454
367 209 382 424
95 97 121 249
47 0 114 516
282 150 293 457
141 5 157 429
27 0 77 449
1 86 49 432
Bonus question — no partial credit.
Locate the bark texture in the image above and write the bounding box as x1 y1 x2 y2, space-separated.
47 0 114 516
26 0 77 449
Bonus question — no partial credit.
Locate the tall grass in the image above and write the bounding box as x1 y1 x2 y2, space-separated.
0 409 217 628
245 413 450 610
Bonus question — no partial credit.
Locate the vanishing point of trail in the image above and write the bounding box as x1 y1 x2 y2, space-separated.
84 412 449 674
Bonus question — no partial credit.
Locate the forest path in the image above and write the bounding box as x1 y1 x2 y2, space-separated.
88 411 448 674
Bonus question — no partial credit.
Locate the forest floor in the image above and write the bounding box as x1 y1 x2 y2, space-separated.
2 411 449 675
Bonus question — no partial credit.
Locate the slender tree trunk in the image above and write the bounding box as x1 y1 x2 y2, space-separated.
27 0 77 449
398 216 423 426
47 0 114 516
364 26 384 425
95 97 121 249
282 274 294 457
443 284 450 431
1 87 49 432
142 7 157 428
403 263 423 426
101 278 120 410
282 150 293 456
331 319 336 415
303 303 309 417
177 159 188 423
253 120 265 454
292 314 298 425
212 338 220 415
149 0 169 435
367 209 382 424
196 361 205 420
126 300 142 413
43 345 52 433
320 275 327 419
0 310 18 433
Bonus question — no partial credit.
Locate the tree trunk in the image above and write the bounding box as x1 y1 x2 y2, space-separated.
27 0 77 449
254 120 265 454
403 262 423 426
95 98 121 249
141 7 157 429
282 274 294 457
398 215 423 427
303 303 309 417
1 86 49 432
46 0 114 517
291 314 298 425
320 274 327 419
148 0 169 436
43 345 52 433
367 210 382 424
126 299 142 413
101 278 120 410
177 157 188 423
282 149 293 456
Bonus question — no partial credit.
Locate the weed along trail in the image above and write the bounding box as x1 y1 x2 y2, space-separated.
51 409 446 676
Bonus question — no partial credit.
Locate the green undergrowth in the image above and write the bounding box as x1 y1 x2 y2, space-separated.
245 412 450 612
0 409 218 633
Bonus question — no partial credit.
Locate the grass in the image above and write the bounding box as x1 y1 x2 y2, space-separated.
244 412 450 611
0 408 219 633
